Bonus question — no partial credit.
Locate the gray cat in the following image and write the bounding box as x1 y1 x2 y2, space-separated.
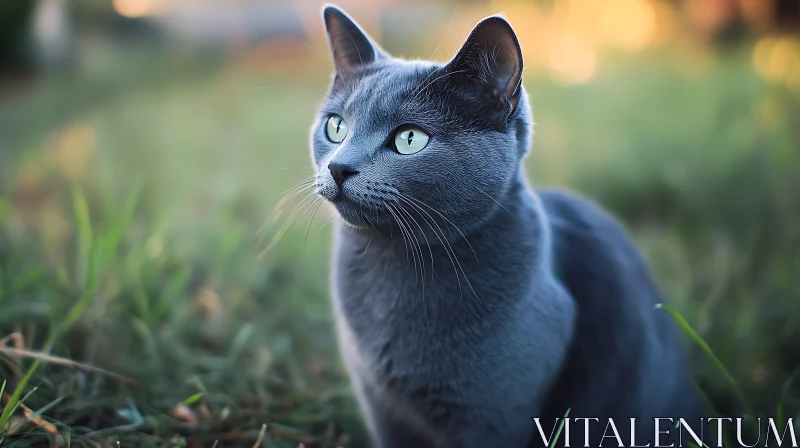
309 5 703 447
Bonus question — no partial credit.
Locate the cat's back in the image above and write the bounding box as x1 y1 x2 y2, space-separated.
538 188 666 316
535 189 699 439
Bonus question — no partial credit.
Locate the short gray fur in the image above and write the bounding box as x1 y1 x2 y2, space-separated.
309 5 703 447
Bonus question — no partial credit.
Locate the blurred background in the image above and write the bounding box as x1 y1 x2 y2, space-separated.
1 0 799 446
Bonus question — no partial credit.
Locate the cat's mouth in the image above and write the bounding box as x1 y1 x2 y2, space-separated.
317 179 399 230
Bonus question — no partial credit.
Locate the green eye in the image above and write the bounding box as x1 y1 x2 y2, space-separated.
393 125 429 155
326 115 348 143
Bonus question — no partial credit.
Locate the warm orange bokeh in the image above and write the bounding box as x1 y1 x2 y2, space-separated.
113 0 796 89
753 35 800 90
112 0 157 18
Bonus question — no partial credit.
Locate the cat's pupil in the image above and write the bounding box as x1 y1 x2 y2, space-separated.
407 131 414 145
335 119 341 133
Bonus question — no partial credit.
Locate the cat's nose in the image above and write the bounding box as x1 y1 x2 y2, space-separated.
328 163 359 190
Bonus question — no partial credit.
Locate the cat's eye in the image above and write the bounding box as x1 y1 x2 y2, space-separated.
393 125 429 155
325 115 348 143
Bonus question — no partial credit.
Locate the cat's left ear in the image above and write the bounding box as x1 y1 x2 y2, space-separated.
445 16 523 117
322 5 386 78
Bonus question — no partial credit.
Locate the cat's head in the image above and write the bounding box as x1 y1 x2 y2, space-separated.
311 5 532 234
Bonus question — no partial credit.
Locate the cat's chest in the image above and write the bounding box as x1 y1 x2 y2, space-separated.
332 245 513 384
333 241 487 340
333 248 451 351
333 287 492 423
332 255 454 369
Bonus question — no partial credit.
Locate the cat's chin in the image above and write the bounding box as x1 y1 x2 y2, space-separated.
329 200 382 231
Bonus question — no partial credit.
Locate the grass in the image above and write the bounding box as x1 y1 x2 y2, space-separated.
0 38 799 447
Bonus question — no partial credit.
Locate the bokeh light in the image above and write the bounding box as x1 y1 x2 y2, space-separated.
753 35 800 88
599 0 658 51
113 0 157 19
547 30 598 85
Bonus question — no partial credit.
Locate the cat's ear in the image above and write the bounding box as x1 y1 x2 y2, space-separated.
322 5 385 77
444 16 523 116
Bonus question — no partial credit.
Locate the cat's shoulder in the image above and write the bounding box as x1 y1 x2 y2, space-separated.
535 187 661 302
536 188 625 235
535 187 646 269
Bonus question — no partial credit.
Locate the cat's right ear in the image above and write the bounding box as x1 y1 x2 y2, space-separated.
444 16 524 118
322 5 385 81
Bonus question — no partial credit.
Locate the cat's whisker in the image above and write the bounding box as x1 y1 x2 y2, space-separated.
427 2 460 62
475 186 531 228
269 180 318 218
277 193 324 250
362 237 373 255
402 69 470 109
395 195 465 303
388 203 420 285
397 194 483 306
393 203 427 290
396 192 480 265
316 216 338 235
257 195 313 259
269 187 317 227
362 210 381 235
395 202 435 283
261 179 316 221
256 181 318 247
384 203 412 273
394 202 437 316
257 191 319 260
391 203 419 284
275 178 317 203
403 14 463 108
394 204 425 286
405 71 441 108
404 65 455 107
303 197 326 246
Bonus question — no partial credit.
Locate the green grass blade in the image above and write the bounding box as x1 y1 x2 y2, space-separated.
72 186 92 250
104 179 142 257
777 368 800 428
72 186 93 288
180 392 204 407
57 242 103 340
60 282 99 337
6 385 40 421
0 366 39 431
7 395 65 433
657 303 755 420
0 374 40 431
229 323 255 361
549 408 571 448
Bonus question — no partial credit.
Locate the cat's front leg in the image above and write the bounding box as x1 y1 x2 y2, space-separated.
357 374 539 448
353 378 440 448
